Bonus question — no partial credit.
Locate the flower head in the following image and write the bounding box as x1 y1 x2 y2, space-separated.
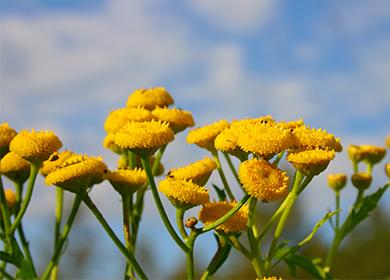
126 87 174 110
327 173 347 192
292 126 342 152
152 107 195 133
348 145 386 165
277 119 304 130
45 154 107 193
0 123 17 158
287 149 335 176
262 277 283 280
386 135 390 149
104 107 154 133
103 133 123 154
167 157 217 186
0 152 30 183
114 121 175 156
159 178 209 209
105 169 147 196
187 120 229 150
239 159 289 202
351 172 372 190
4 188 17 212
10 130 62 163
198 201 249 233
385 163 390 178
40 150 74 176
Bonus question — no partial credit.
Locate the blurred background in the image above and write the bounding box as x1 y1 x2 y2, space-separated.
1 0 389 278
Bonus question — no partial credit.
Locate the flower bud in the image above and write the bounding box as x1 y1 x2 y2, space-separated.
327 173 347 192
351 172 372 191
385 163 390 179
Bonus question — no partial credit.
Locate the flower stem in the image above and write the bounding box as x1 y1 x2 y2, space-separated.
80 193 148 280
335 191 340 231
128 151 136 169
201 235 231 279
212 150 235 201
247 197 262 278
176 208 188 239
9 163 39 235
122 194 135 280
140 156 189 252
0 175 12 251
51 187 64 280
223 153 241 187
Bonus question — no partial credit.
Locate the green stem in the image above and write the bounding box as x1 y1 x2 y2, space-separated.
152 145 166 175
128 151 136 170
228 236 251 258
140 156 189 252
211 150 235 201
201 236 232 279
176 208 188 239
51 187 64 280
352 161 358 173
0 266 14 280
186 247 195 280
247 197 262 278
0 176 13 249
223 153 241 187
122 194 135 280
41 194 82 280
271 151 285 167
201 194 250 233
80 193 148 280
335 191 340 231
9 163 39 235
325 232 342 268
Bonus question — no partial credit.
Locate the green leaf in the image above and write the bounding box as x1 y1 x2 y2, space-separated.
284 254 331 280
0 251 18 266
212 184 227 201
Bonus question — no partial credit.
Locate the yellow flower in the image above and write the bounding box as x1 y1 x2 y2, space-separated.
239 159 289 202
292 126 342 152
167 157 217 185
386 135 390 148
103 133 124 154
327 173 347 192
187 120 230 150
40 150 74 176
104 169 147 196
277 119 304 130
0 152 30 183
104 107 154 133
287 149 335 176
45 154 107 193
198 201 249 233
152 107 195 133
159 178 209 209
385 163 390 178
126 87 174 110
348 145 386 165
262 277 283 280
9 130 62 163
114 121 175 156
351 172 372 190
4 188 17 212
0 123 17 158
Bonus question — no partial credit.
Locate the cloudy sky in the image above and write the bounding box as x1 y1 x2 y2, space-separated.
1 0 389 277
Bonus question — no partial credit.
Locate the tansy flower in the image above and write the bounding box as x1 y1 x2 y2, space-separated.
104 107 154 133
126 87 174 110
385 163 390 178
351 172 372 190
214 127 247 160
287 149 335 176
114 120 175 156
167 157 217 186
198 201 249 233
277 119 304 130
327 173 347 192
40 150 74 176
292 126 342 152
4 188 17 212
0 123 17 158
348 145 386 165
152 107 195 133
386 135 390 148
159 178 209 209
239 159 289 202
187 120 229 150
103 133 123 154
45 154 107 193
10 130 62 163
0 152 30 183
262 277 283 280
105 169 147 196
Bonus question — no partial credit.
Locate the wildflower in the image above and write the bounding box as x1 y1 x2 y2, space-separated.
152 107 195 133
104 107 155 133
327 173 347 192
40 150 74 176
277 119 304 130
287 149 335 176
386 135 390 148
239 159 289 202
159 178 209 209
0 152 30 183
4 188 17 212
45 154 107 193
262 277 283 280
114 120 174 156
105 169 147 196
348 145 386 165
187 120 229 150
0 123 17 158
103 133 123 154
126 87 174 110
214 127 247 160
167 157 217 185
292 126 342 152
198 201 248 233
385 163 390 178
9 130 62 163
351 172 372 190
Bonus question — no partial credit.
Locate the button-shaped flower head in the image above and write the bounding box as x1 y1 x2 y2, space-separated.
45 154 107 193
0 152 30 183
4 188 17 213
187 120 229 151
287 149 336 176
40 150 74 176
239 159 289 202
348 145 386 165
0 123 17 158
198 201 249 233
152 107 195 133
167 157 217 186
327 173 347 192
292 126 342 152
9 130 62 163
159 178 209 209
114 120 175 157
351 172 372 191
104 107 155 133
105 169 147 196
126 87 174 110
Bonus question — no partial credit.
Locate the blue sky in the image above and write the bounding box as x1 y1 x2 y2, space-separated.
1 0 390 277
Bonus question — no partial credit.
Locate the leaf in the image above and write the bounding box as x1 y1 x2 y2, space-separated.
0 251 18 265
212 184 227 201
284 254 331 280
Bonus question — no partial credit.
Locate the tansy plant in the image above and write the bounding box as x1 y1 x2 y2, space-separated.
0 88 388 280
